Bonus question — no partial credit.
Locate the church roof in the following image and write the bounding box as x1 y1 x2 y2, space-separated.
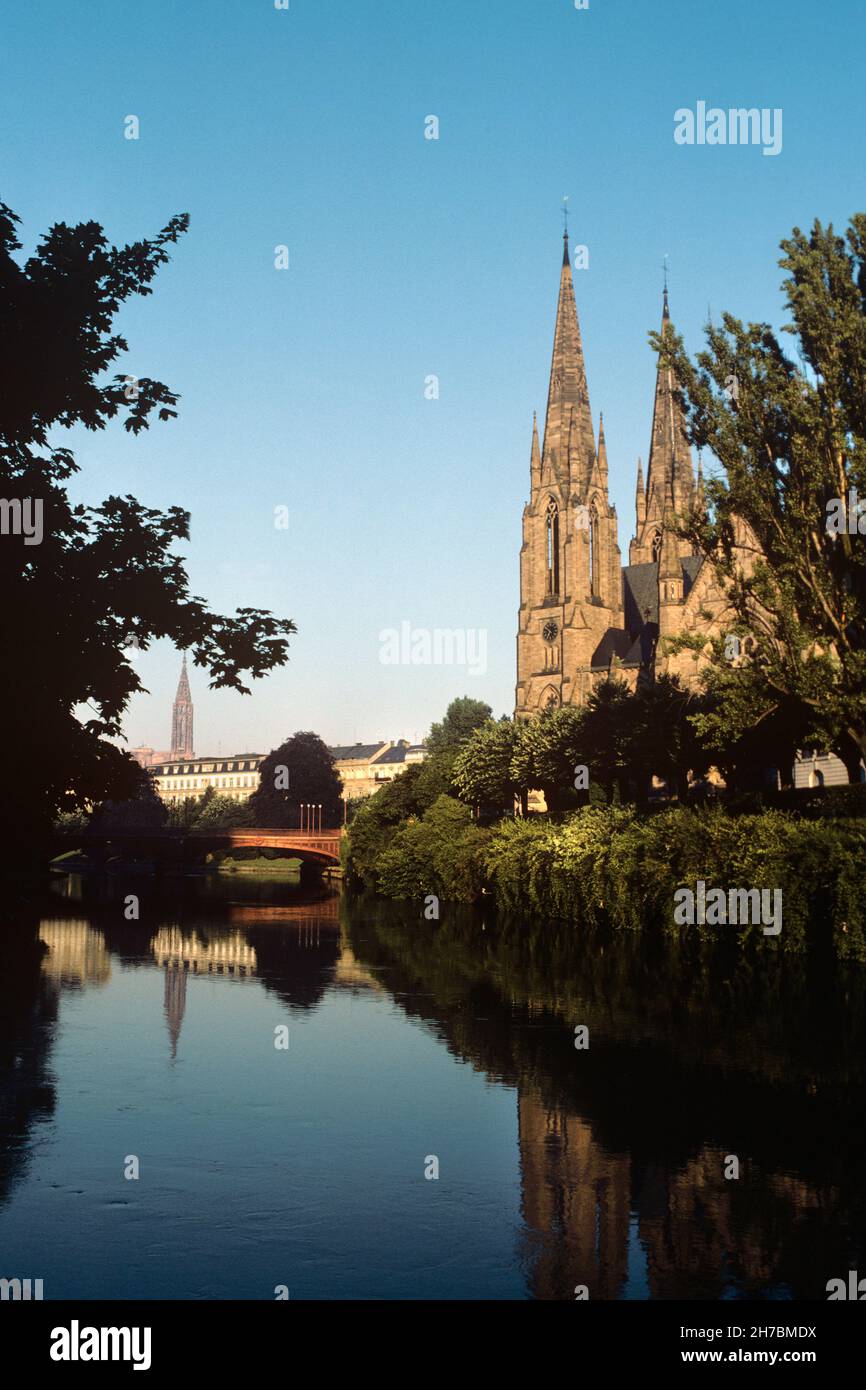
588 554 704 672
590 628 636 669
623 556 702 634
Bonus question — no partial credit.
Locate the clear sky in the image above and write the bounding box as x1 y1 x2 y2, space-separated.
3 0 864 755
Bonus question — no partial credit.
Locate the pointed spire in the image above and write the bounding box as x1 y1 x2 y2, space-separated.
645 287 695 522
542 229 595 491
596 411 608 484
175 651 191 703
635 455 646 529
170 651 194 759
530 411 541 484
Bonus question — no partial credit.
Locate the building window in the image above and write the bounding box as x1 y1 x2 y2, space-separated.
546 498 560 595
589 502 599 595
651 530 662 562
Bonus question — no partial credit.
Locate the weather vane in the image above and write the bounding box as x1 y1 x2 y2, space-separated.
662 253 669 292
562 196 570 235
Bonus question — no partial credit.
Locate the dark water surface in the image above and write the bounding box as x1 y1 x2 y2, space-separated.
1 873 865 1300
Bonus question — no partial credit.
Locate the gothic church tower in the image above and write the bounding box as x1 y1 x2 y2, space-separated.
170 653 194 759
629 287 697 565
515 232 623 717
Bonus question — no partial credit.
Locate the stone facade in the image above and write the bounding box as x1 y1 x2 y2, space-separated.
514 236 865 788
152 754 264 803
330 740 427 799
516 233 752 716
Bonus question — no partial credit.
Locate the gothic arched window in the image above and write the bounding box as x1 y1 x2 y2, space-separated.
589 502 600 596
546 498 560 595
651 530 662 562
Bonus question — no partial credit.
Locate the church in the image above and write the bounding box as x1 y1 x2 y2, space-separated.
515 229 742 718
514 232 856 790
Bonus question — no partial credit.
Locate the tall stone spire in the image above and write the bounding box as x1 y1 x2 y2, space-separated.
170 653 194 759
629 288 696 564
646 288 695 519
595 412 609 486
529 411 541 490
542 230 596 492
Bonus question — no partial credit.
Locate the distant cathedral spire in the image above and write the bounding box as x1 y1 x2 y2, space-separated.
170 653 194 759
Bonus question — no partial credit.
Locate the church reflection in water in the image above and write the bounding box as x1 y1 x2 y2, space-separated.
2 880 863 1300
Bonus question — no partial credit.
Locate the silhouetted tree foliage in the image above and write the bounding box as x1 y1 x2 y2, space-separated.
248 732 342 828
89 777 167 831
0 201 296 868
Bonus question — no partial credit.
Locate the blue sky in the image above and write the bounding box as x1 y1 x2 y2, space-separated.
2 0 864 754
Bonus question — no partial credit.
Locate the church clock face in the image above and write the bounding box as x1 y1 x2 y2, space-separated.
542 619 559 643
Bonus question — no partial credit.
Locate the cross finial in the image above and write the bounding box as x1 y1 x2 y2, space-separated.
662 253 669 293
562 196 569 236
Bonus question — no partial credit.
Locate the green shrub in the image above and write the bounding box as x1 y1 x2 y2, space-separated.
346 792 866 957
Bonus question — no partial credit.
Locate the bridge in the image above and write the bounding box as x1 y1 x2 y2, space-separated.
50 826 345 869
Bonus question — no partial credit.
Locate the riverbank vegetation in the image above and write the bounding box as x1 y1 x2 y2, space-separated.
343 694 866 957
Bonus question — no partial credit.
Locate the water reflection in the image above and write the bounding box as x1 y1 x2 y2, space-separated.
0 876 864 1299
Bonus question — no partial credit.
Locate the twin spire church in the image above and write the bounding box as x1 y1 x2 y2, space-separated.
515 230 720 717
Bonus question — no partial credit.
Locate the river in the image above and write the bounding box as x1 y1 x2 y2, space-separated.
1 871 864 1300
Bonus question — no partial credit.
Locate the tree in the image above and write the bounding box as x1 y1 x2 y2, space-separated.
580 679 635 802
509 706 588 813
341 764 426 890
426 697 493 757
248 732 342 827
89 778 167 831
657 213 866 769
452 718 525 810
0 202 295 867
166 794 203 830
414 696 494 808
192 789 251 829
630 676 713 800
